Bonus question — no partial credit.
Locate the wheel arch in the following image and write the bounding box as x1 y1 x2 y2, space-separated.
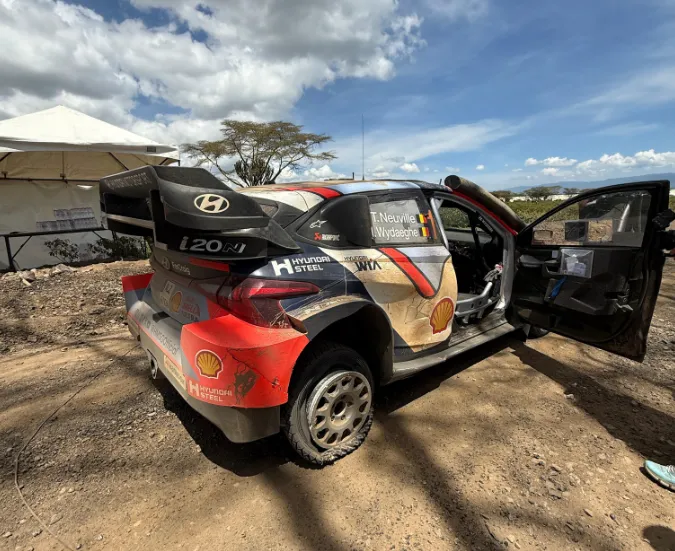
291 300 394 388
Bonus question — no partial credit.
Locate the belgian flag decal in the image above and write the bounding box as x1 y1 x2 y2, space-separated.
418 213 430 237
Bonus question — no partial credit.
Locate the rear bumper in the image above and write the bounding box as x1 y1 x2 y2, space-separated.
140 324 280 443
122 273 309 443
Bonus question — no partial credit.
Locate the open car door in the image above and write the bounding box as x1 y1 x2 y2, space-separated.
510 180 672 361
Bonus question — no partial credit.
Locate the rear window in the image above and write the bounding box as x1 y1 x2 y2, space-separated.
369 193 440 246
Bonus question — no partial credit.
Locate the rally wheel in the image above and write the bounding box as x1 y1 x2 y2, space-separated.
282 342 374 466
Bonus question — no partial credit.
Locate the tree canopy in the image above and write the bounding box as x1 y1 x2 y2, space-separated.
523 185 562 201
492 190 514 203
182 120 336 186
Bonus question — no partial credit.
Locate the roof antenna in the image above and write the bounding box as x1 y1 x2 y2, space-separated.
361 114 365 181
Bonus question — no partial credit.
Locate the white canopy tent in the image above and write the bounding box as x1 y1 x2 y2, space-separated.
0 106 179 270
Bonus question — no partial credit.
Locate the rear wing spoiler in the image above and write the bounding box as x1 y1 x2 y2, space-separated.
99 166 300 260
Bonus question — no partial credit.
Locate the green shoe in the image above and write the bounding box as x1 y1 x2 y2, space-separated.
644 460 675 491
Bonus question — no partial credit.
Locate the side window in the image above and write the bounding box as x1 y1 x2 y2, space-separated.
439 205 472 231
532 190 652 247
369 193 440 246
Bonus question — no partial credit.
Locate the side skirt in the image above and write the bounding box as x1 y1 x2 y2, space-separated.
388 315 520 382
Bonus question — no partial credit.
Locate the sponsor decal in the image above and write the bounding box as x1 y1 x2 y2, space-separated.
178 295 201 322
186 378 233 404
104 171 153 190
194 193 230 214
179 236 246 255
127 316 140 336
343 255 368 262
309 219 328 229
271 256 332 276
195 349 223 378
170 291 183 313
133 310 180 357
160 256 171 270
163 354 186 390
314 233 340 242
171 260 191 275
355 260 382 272
429 297 455 334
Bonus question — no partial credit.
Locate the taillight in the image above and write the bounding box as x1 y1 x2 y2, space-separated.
217 278 319 328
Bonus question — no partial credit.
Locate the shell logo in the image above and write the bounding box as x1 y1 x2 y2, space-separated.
170 291 182 312
430 297 455 334
195 350 223 378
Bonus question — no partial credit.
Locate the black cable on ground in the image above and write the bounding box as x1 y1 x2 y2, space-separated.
13 344 138 551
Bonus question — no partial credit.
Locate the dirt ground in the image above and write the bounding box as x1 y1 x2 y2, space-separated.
1 260 674 551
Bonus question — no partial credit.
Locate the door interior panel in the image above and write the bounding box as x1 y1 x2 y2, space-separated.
510 180 670 361
512 247 644 343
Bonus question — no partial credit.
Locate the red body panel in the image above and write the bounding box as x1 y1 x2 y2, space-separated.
122 273 153 292
180 316 309 408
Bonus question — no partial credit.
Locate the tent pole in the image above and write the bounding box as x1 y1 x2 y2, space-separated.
3 236 15 272
109 153 129 171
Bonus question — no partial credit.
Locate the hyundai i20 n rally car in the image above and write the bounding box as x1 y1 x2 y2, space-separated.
100 166 672 464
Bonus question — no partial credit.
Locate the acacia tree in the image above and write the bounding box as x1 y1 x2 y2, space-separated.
492 190 514 203
182 120 336 186
524 185 562 201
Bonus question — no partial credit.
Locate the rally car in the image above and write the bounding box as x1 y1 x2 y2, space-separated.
100 166 672 464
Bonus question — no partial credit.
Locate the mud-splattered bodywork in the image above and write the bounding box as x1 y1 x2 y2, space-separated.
117 177 462 443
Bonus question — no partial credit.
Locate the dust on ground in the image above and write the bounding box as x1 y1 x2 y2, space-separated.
0 260 674 551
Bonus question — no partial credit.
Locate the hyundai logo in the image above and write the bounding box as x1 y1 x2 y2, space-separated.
194 193 229 214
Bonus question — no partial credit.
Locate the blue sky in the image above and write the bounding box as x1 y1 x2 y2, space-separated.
2 0 675 189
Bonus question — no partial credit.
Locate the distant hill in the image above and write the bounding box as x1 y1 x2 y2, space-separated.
507 172 675 193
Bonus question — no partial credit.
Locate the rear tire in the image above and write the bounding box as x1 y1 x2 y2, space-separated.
282 341 374 466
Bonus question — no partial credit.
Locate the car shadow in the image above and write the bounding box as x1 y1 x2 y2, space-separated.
152 377 290 476
511 341 675 461
643 526 675 551
376 332 521 415
152 332 522 476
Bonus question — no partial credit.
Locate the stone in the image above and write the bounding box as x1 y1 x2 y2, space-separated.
550 464 562 473
2 531 11 538
584 509 593 517
48 514 62 526
624 507 634 515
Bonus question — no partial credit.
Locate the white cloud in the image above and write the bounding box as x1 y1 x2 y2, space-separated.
303 164 347 180
512 168 523 172
576 149 675 173
594 122 660 136
400 162 420 173
476 164 485 170
372 171 391 178
445 166 460 172
541 167 559 176
0 0 424 146
336 119 517 173
525 156 577 167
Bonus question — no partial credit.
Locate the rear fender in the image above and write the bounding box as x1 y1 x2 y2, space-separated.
290 297 395 384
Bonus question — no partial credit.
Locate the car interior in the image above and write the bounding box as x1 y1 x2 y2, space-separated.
435 199 505 325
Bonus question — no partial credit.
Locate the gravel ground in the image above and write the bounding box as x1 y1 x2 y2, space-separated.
0 259 673 551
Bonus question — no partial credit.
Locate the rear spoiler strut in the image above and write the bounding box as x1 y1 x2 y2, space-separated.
99 166 300 260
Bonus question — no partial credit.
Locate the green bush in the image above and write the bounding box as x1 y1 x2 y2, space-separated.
87 236 148 260
45 238 80 263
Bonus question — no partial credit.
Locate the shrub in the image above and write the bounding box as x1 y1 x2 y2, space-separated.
45 238 80 263
87 236 148 260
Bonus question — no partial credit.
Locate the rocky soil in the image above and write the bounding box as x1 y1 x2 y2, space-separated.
0 260 673 551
